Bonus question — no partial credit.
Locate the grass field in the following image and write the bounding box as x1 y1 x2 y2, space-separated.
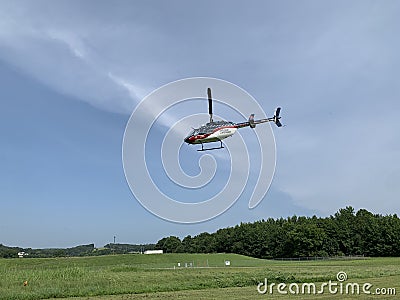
0 254 399 299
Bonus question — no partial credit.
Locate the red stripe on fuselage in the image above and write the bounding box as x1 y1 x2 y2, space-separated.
187 126 236 143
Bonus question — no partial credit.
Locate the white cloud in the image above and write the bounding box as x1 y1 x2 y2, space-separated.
0 2 149 114
46 30 87 59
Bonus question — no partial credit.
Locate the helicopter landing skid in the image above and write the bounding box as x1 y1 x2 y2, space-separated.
197 141 224 151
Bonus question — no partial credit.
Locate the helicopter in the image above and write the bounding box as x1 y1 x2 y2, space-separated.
184 88 282 151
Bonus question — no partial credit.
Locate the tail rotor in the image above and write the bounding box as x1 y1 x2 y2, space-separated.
274 107 282 127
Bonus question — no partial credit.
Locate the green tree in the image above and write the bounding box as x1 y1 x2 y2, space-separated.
334 206 356 255
155 236 181 253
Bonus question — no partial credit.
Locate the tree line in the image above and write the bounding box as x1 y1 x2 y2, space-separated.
0 244 96 258
0 243 156 258
155 207 400 258
2 207 399 259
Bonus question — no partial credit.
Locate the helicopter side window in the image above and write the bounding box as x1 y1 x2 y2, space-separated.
196 127 206 134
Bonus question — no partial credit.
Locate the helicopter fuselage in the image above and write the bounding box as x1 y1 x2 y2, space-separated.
184 121 237 144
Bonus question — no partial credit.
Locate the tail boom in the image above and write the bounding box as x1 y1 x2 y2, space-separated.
235 108 282 129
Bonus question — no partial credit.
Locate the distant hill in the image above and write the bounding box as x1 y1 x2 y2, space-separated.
0 244 22 258
0 243 156 258
102 243 156 254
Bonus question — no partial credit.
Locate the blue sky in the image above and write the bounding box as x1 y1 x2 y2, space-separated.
1 0 399 248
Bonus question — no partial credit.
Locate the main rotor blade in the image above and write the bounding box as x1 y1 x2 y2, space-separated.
207 88 213 122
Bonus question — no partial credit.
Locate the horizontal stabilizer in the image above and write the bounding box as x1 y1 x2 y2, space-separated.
249 114 256 128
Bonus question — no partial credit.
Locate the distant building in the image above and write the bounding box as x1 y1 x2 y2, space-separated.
144 250 163 254
18 252 28 258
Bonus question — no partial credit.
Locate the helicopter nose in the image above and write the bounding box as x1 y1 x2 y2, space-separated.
184 135 194 144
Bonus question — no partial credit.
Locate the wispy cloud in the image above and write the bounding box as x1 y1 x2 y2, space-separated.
0 2 149 114
47 30 87 59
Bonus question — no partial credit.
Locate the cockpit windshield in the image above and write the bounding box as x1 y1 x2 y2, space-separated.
186 128 204 137
186 120 234 138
